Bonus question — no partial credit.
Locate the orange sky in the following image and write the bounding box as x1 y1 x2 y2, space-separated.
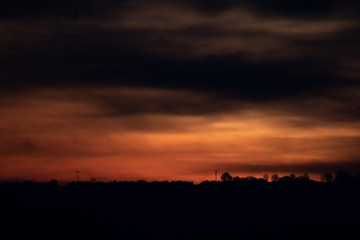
1 87 359 183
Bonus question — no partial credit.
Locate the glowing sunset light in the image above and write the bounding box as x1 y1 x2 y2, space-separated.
1 87 359 183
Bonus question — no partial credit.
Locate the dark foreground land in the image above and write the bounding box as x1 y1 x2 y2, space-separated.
1 177 360 239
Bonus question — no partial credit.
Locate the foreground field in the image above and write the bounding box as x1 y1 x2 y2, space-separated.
1 179 359 239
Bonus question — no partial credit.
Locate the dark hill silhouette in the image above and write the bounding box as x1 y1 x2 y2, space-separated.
1 171 360 240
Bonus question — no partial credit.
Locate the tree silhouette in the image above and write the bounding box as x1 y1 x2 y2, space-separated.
221 172 233 182
271 174 279 182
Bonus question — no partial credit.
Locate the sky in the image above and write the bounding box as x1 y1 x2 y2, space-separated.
1 0 360 182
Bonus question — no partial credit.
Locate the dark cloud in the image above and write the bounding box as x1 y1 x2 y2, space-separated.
0 0 359 124
187 0 360 19
0 48 341 109
0 0 129 20
1 0 360 20
89 89 240 116
0 23 347 99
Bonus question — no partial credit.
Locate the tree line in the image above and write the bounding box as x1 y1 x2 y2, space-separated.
219 169 359 184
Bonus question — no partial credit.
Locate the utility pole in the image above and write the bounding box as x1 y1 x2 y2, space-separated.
76 170 80 183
